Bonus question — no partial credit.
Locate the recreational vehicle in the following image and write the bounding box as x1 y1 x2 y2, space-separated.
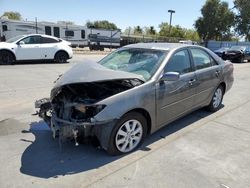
0 18 121 50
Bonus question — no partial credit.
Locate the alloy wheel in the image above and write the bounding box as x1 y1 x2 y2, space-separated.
115 119 143 153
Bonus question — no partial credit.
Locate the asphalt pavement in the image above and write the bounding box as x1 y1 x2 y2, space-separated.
0 55 249 188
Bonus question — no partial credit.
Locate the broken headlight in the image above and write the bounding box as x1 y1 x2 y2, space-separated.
72 104 106 121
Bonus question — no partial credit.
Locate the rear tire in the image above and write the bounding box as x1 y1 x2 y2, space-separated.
0 51 15 65
206 85 224 112
55 51 68 63
107 112 147 155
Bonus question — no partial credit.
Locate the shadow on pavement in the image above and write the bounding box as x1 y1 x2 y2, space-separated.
20 107 220 178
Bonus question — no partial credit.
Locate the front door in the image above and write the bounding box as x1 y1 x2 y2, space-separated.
156 49 197 128
15 35 42 60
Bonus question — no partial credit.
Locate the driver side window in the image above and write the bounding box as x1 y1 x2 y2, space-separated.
165 49 192 74
20 36 41 44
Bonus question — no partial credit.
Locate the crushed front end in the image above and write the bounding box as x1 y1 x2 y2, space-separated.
35 79 143 148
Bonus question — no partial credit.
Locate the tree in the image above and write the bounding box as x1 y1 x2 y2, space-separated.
234 0 250 41
1 11 21 20
194 0 234 43
183 28 200 41
159 22 171 36
145 26 157 35
123 27 133 35
134 26 143 34
159 23 185 38
86 20 118 30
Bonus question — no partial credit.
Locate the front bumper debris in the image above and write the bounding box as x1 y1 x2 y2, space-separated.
34 98 116 149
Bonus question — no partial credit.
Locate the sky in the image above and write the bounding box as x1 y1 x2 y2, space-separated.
0 0 234 31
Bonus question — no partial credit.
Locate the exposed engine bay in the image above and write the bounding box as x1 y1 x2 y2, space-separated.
35 79 143 147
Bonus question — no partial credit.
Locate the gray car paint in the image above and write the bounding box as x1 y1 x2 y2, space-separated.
54 61 145 88
48 43 234 149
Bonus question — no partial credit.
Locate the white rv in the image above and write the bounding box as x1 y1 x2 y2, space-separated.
0 18 120 49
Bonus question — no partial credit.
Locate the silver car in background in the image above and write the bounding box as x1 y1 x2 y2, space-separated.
35 43 234 155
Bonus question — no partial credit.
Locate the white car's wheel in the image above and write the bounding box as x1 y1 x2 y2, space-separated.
55 51 68 63
0 51 15 65
107 112 147 155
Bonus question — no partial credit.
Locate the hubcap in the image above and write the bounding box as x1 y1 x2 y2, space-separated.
115 119 143 153
213 88 222 108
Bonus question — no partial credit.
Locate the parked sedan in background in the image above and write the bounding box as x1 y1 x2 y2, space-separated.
222 45 250 63
214 47 229 57
0 34 73 65
35 43 234 155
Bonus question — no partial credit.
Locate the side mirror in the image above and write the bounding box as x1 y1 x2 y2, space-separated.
161 72 180 82
18 41 25 45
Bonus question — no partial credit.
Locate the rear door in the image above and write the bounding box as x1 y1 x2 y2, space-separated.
156 49 198 127
40 36 60 59
189 48 221 106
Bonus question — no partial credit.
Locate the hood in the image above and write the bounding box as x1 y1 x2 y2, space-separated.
54 61 145 88
0 42 15 49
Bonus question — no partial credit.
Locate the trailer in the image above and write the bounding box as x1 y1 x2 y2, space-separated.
0 18 121 50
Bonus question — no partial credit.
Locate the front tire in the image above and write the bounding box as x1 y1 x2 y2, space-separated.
206 85 224 112
55 51 68 63
107 112 147 155
0 51 15 65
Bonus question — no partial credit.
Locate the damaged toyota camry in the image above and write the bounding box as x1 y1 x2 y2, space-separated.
35 43 234 155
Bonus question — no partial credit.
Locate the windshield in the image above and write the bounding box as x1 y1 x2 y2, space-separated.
6 35 25 43
229 46 246 51
99 48 167 81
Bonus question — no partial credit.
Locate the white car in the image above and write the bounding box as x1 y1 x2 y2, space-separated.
0 34 73 65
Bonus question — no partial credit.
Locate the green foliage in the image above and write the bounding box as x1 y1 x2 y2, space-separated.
159 22 200 41
86 20 118 30
144 26 157 35
1 11 21 20
194 0 234 42
123 27 133 35
134 26 143 34
234 0 250 41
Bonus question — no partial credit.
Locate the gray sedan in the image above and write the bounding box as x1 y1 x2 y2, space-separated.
35 43 234 155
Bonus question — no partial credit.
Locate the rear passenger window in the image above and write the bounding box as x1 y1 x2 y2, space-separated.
190 49 212 70
42 37 59 43
165 50 192 74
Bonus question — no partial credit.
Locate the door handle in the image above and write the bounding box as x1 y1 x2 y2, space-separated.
188 79 196 86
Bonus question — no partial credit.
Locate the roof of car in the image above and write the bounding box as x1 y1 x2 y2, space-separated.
22 34 59 39
124 43 194 51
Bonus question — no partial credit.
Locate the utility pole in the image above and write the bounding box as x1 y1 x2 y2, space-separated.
35 17 38 34
168 10 175 34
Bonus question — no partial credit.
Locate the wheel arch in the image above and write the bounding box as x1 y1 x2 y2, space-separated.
219 82 226 94
124 108 152 135
54 50 69 59
0 49 16 60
